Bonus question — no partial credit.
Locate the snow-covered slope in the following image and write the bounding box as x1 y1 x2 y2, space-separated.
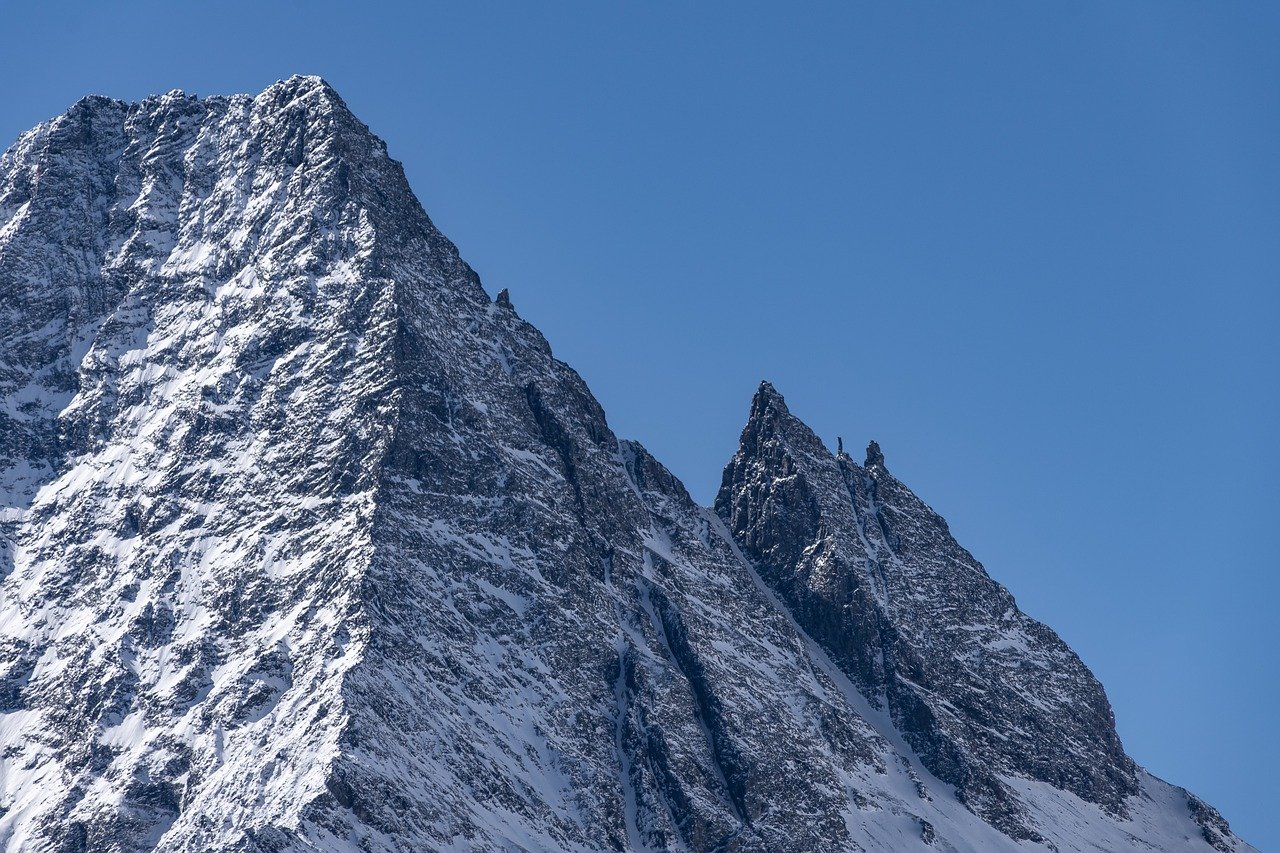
0 77 1254 852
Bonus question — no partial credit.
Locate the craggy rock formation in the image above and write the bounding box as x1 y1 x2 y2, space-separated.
0 77 1253 852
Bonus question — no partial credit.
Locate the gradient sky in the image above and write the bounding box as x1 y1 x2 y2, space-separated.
3 2 1276 848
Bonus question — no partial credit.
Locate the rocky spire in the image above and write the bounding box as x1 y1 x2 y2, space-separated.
753 379 786 409
716 389 1143 841
865 439 885 469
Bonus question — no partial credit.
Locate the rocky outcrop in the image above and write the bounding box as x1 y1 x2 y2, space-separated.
716 383 1138 840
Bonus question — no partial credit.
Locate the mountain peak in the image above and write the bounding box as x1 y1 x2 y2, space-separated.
257 73 347 112
750 379 790 416
717 384 1162 842
0 82 1252 853
755 378 782 399
280 72 334 91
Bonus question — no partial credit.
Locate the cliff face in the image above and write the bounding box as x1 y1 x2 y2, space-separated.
0 77 1252 853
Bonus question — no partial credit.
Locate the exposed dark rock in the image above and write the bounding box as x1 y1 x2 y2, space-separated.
716 382 1151 841
0 77 1252 853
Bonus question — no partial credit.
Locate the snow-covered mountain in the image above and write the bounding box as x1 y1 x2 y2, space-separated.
0 76 1254 852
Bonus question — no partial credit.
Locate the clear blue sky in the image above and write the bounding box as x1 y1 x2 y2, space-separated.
3 2 1276 847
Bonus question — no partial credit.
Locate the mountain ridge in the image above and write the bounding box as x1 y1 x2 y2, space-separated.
0 77 1254 853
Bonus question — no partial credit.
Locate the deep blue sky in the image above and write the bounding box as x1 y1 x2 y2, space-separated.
3 2 1276 847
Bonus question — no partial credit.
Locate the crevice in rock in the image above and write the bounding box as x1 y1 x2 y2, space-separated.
639 569 749 830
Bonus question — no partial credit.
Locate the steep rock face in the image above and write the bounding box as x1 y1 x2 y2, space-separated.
0 77 446 851
716 383 1137 839
0 77 905 853
0 78 1255 853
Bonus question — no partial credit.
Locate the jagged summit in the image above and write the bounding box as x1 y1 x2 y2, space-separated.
717 387 1150 840
269 73 340 96
55 75 344 129
0 80 1254 853
865 438 885 468
755 378 780 395
751 378 787 411
252 75 360 123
